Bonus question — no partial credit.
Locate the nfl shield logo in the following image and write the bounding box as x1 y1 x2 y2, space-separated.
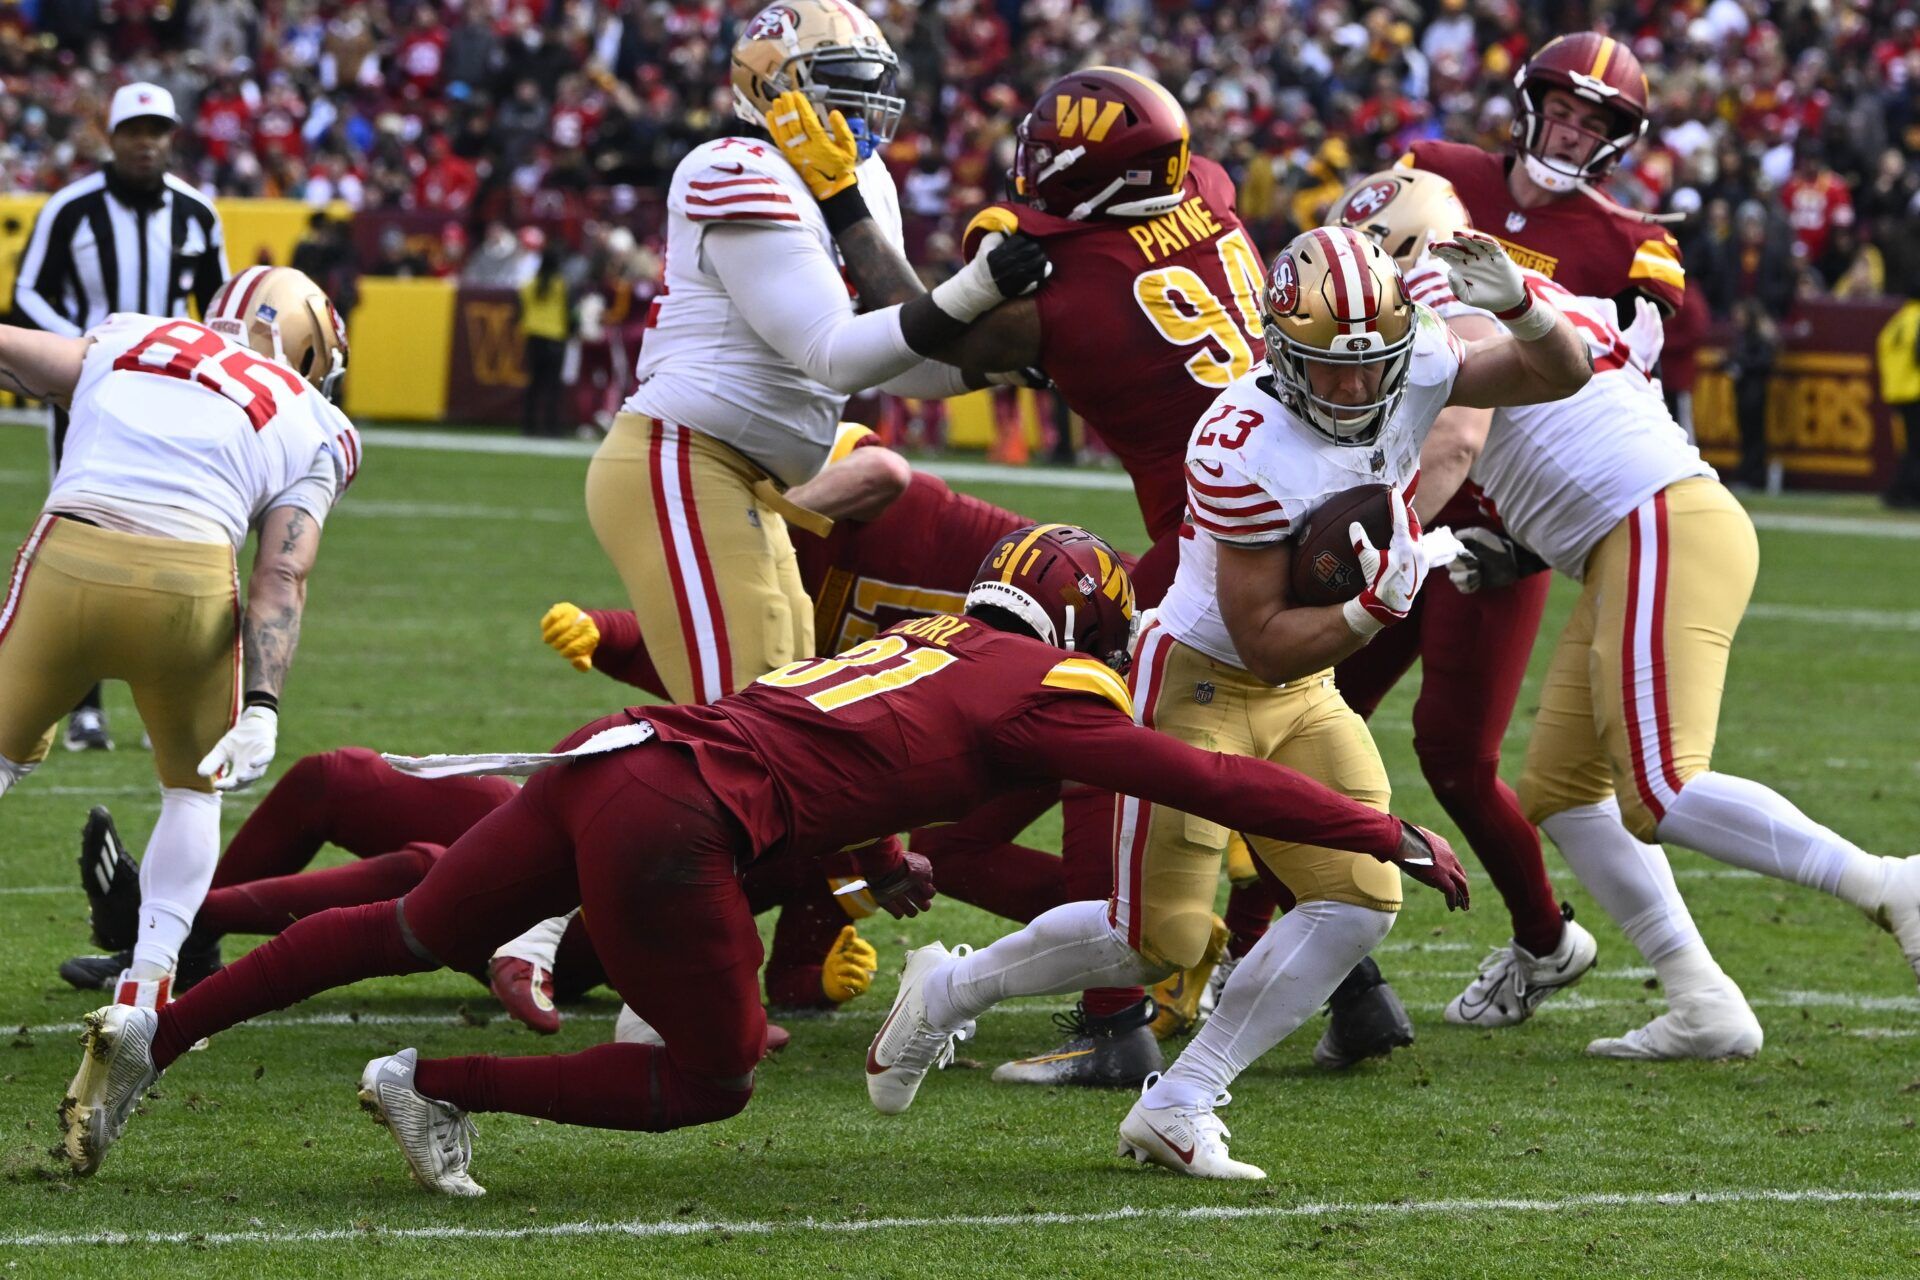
1194 681 1214 705
1369 449 1386 472
1505 211 1527 233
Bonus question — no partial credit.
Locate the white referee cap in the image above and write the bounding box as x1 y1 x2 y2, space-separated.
109 83 181 132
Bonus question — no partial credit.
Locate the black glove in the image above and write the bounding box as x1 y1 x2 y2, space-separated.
982 232 1052 299
1446 526 1547 594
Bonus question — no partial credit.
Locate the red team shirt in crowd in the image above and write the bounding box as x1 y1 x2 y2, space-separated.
601 615 1409 868
1779 170 1855 261
960 157 1267 541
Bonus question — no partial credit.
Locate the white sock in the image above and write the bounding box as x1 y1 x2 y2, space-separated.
1145 899 1393 1111
0 753 34 797
130 787 222 977
1657 772 1889 909
1542 799 1702 964
926 900 1158 1028
492 910 575 969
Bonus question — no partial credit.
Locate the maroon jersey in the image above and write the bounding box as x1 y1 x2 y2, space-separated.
1403 140 1685 314
960 157 1265 540
588 471 1138 689
610 614 1406 866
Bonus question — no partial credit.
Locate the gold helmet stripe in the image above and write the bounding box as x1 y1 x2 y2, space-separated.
999 523 1071 583
1309 226 1377 337
1590 36 1616 81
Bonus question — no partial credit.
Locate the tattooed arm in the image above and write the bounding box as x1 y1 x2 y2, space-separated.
0 325 91 408
241 505 322 699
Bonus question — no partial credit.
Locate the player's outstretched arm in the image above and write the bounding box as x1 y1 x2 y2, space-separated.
995 697 1468 908
0 325 91 407
785 442 912 522
1432 232 1591 409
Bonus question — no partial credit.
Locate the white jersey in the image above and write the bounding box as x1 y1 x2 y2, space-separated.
625 136 904 486
46 313 360 550
1158 305 1466 668
1405 258 1713 579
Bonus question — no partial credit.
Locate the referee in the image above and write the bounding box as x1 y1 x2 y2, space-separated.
12 82 229 750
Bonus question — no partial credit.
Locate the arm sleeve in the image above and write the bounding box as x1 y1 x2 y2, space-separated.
702 223 921 394
993 695 1405 860
1184 453 1294 545
584 609 671 700
13 199 82 336
875 359 973 400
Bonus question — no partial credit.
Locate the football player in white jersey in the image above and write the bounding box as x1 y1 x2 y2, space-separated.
588 0 1049 710
1407 259 1920 1060
0 266 358 1009
863 225 1590 1178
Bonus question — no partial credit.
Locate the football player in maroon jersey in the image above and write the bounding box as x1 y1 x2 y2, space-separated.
777 67 1419 1085
62 525 1463 1193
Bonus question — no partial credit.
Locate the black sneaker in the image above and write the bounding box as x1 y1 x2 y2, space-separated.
1312 956 1415 1070
990 998 1164 1088
79 807 140 950
63 708 112 752
59 940 224 994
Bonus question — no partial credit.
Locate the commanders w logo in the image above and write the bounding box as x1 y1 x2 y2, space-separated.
1055 97 1125 141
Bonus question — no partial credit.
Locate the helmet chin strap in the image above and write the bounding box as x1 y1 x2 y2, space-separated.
1061 603 1078 651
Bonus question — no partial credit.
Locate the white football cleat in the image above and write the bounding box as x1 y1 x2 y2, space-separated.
61 1004 161 1176
1116 1074 1265 1180
865 942 973 1116
358 1048 485 1197
1586 983 1763 1061
1866 855 1920 985
1445 916 1598 1028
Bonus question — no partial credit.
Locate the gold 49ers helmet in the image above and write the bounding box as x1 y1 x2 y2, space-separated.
1012 66 1191 220
1335 169 1471 271
731 0 904 160
205 265 349 403
965 524 1137 675
1512 33 1651 191
1264 226 1414 449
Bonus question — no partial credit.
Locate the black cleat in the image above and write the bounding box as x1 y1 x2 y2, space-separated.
1313 956 1415 1070
991 998 1164 1088
59 940 224 994
63 708 112 752
79 807 140 950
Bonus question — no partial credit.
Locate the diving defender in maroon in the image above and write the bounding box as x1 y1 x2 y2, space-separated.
62 525 1462 1193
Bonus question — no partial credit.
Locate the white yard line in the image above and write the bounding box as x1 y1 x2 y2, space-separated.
0 1186 1911 1249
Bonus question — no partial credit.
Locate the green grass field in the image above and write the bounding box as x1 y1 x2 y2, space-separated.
0 422 1916 1278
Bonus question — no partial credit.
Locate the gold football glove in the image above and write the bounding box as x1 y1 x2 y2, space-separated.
540 602 600 672
821 924 879 1004
767 90 861 201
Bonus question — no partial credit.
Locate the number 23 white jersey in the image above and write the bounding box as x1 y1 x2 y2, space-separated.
47 313 360 549
1157 306 1464 669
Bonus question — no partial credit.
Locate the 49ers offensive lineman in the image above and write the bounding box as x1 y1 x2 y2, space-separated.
61 525 1462 1196
0 266 357 1008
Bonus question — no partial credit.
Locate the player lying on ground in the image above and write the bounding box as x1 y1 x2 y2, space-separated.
60 524 1462 1196
63 753 878 1042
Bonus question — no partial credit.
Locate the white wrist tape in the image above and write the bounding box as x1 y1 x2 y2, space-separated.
929 250 1005 325
1504 294 1560 343
1341 596 1385 638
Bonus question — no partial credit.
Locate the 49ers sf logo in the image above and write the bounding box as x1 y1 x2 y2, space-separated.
1342 179 1401 221
1268 253 1299 315
744 5 800 41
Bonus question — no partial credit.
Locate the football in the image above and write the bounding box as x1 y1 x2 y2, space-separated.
1287 482 1396 605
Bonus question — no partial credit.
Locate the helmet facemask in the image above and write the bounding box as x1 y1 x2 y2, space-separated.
1266 323 1413 448
734 45 902 160
1512 86 1646 192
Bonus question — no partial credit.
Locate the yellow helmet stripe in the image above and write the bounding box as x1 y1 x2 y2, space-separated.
999 523 1070 583
1590 36 1616 80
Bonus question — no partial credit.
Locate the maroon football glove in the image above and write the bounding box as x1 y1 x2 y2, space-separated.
1393 823 1470 911
869 851 937 919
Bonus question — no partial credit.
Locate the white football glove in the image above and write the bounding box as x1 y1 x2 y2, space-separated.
197 705 278 792
1341 484 1427 636
1429 230 1557 340
1621 296 1665 374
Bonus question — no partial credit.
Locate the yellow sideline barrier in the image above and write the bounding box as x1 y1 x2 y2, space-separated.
942 387 1044 450
344 277 456 421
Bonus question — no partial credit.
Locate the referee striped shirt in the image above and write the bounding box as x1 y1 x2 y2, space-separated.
13 170 228 336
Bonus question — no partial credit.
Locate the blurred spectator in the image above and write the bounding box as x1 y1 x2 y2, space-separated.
463 220 529 287
290 210 359 317
1778 139 1855 263
366 223 430 277
518 240 573 439
1726 297 1781 491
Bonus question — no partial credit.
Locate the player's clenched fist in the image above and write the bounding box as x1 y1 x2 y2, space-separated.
197 705 278 792
869 851 937 918
822 924 880 1003
1341 483 1427 636
767 90 860 201
540 602 600 672
1392 824 1470 912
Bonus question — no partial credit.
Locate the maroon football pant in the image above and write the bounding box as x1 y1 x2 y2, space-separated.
155 741 767 1132
1220 571 1561 957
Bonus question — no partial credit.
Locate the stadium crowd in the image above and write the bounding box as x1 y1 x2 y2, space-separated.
3 0 1917 317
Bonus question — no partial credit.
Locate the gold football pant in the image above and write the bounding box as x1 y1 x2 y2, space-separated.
1109 621 1400 972
1519 478 1759 841
0 516 238 792
586 414 813 704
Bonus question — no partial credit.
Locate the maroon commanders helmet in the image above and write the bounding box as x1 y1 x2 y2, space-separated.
1012 67 1191 221
964 524 1138 673
1511 33 1651 190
